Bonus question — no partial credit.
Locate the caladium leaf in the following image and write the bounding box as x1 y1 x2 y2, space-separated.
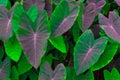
115 0 120 6
99 12 120 43
74 30 108 75
23 0 45 12
4 34 22 62
0 57 11 80
49 35 67 53
17 10 50 68
0 3 18 41
39 62 66 80
91 43 118 71
77 70 94 80
50 0 79 37
81 0 105 31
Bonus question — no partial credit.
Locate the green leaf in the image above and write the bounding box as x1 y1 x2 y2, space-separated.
11 66 19 80
66 67 76 80
74 30 108 75
91 43 118 71
77 71 94 80
104 68 120 80
0 46 4 60
17 54 32 75
27 6 39 22
4 35 22 62
50 0 79 37
12 4 25 32
104 70 111 80
0 0 8 6
49 35 67 53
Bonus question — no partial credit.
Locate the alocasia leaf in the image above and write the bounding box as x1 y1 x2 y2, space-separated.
91 43 118 71
74 30 108 75
115 0 120 6
17 10 50 68
0 3 18 41
0 0 8 6
39 62 66 80
11 66 19 80
17 54 32 75
66 67 76 80
23 0 45 12
0 57 11 80
81 0 105 31
49 35 67 53
104 68 120 80
50 0 79 37
99 11 120 43
4 34 22 62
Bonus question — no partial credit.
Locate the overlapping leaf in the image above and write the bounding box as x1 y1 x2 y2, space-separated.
91 43 118 71
104 68 120 80
23 0 45 12
74 30 108 75
80 0 105 31
99 11 120 43
0 57 11 80
39 62 66 80
49 35 67 53
4 34 22 62
17 10 50 68
0 0 8 6
0 3 17 41
50 0 79 37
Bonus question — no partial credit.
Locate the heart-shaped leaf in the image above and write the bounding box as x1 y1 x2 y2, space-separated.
50 0 79 37
81 0 105 31
17 10 50 68
74 30 108 75
0 57 11 80
0 3 17 41
23 0 45 12
91 43 118 71
39 62 66 80
99 12 120 43
4 34 22 62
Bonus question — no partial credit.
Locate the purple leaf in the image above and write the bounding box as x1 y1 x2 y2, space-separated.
50 0 79 37
81 3 97 31
81 0 105 31
23 0 45 12
115 0 120 6
17 10 50 68
39 62 66 80
0 57 11 80
99 12 120 43
74 30 108 75
0 3 18 41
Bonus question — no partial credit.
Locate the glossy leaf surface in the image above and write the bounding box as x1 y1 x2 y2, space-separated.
39 62 66 80
74 30 108 75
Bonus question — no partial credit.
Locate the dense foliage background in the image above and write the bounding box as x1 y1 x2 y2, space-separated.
0 0 120 80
